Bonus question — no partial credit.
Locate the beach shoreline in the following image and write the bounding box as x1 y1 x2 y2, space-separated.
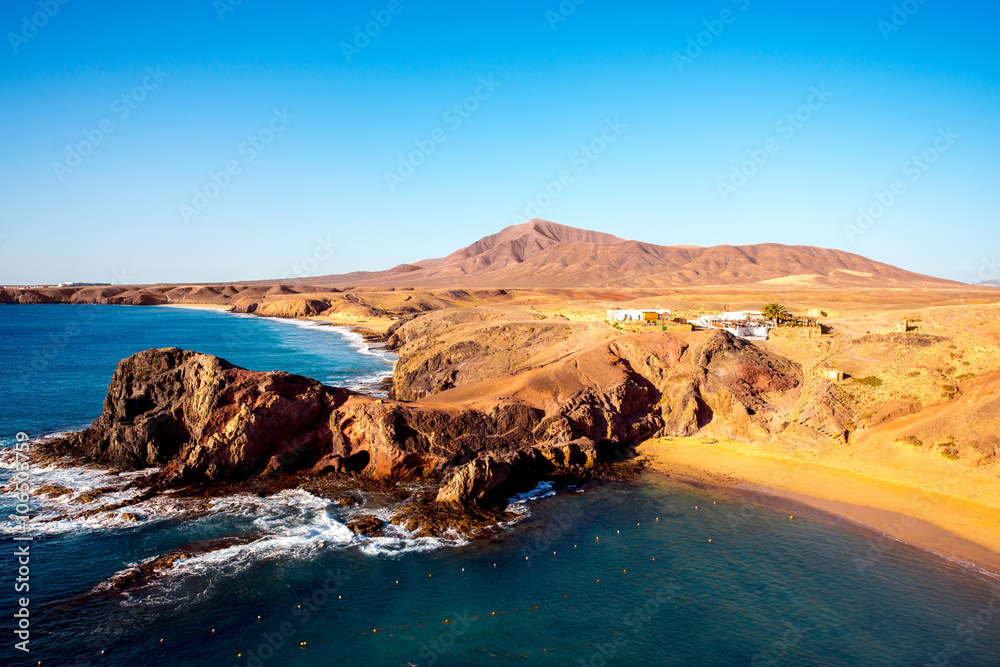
638 437 1000 578
157 300 398 337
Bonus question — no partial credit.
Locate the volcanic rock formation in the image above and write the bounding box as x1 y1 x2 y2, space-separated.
42 319 812 508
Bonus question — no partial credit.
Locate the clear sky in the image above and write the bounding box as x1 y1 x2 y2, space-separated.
1 0 997 285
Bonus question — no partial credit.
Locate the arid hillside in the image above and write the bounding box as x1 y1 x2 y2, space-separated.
288 219 961 289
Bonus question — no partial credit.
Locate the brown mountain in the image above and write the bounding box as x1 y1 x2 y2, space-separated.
289 219 960 289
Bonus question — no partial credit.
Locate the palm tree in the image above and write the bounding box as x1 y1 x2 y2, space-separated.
761 302 789 323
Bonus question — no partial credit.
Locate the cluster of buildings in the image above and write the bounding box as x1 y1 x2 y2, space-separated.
606 309 776 341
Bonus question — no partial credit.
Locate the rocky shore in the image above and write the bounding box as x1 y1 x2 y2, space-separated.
37 306 821 536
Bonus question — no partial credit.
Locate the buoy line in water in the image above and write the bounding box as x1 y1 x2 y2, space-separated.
70 507 734 662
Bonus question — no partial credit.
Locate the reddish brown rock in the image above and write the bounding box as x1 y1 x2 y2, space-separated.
346 515 384 536
41 348 353 487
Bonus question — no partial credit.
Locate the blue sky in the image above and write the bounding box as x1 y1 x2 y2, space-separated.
1 0 997 284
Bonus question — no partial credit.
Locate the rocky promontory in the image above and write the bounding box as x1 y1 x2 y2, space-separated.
40 312 821 530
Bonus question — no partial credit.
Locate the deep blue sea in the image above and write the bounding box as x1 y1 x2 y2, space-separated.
2 304 999 666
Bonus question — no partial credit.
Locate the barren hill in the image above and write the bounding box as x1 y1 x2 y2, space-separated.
293 219 959 289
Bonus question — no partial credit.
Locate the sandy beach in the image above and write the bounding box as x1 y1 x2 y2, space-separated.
638 436 1000 576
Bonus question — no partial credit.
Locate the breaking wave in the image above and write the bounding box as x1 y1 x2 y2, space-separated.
84 489 469 605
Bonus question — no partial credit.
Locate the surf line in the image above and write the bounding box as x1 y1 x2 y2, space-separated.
9 431 33 653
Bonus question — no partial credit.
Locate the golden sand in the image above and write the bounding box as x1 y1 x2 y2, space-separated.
637 436 1000 574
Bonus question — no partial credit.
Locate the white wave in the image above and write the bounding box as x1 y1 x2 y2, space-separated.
336 501 468 556
509 481 557 505
108 489 466 605
0 457 176 536
327 325 398 364
500 482 561 526
170 494 355 574
317 325 396 396
357 528 464 557
0 427 90 454
2 501 177 536
343 370 394 396
0 459 150 500
205 489 465 557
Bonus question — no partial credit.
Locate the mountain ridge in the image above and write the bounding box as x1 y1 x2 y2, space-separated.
282 219 961 289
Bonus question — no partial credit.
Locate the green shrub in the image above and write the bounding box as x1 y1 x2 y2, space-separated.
852 376 883 387
896 435 923 447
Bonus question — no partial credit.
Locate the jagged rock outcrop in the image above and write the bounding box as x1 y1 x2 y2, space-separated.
42 348 353 486
40 348 606 503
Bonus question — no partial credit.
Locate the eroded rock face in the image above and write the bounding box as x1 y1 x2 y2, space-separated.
436 457 512 504
42 348 353 487
386 309 566 401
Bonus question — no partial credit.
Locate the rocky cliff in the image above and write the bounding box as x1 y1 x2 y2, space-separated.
42 310 810 514
40 348 614 506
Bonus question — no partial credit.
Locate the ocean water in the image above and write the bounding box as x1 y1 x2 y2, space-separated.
0 304 396 444
2 304 999 666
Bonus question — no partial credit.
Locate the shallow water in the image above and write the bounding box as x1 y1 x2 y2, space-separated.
1 305 999 666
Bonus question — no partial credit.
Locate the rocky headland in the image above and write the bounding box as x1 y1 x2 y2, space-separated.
38 307 820 535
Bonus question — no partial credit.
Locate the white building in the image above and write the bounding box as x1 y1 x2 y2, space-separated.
688 311 775 341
